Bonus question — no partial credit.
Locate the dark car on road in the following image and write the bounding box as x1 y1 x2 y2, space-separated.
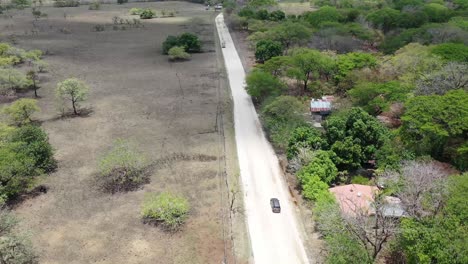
270 198 281 213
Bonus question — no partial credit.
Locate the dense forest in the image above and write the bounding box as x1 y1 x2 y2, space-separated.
224 0 467 263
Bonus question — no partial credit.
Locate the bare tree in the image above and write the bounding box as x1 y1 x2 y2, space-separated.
380 160 451 219
416 62 468 95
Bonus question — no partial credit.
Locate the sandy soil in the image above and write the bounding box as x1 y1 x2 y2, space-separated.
0 2 240 263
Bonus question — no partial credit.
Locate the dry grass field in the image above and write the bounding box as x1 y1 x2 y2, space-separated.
0 2 245 263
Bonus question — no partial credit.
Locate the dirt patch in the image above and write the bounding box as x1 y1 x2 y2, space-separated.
1 2 238 263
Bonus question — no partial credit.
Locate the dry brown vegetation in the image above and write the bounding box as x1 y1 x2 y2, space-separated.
0 2 243 263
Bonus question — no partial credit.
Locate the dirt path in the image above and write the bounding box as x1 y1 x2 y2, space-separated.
215 14 310 264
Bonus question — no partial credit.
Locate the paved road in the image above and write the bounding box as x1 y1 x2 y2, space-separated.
215 14 310 264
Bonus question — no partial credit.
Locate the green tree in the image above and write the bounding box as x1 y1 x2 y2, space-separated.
246 70 285 102
348 81 411 115
287 126 328 159
26 70 40 98
55 78 89 115
141 192 189 231
335 52 377 83
168 46 190 61
423 3 451 23
255 40 283 63
98 139 147 193
399 90 468 168
366 8 401 33
162 36 180 54
0 143 36 199
269 10 285 21
0 68 31 95
267 21 312 50
2 99 40 126
304 6 343 27
297 150 338 184
324 108 390 170
287 49 335 94
431 43 468 62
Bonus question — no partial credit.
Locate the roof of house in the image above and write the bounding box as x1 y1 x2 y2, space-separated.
329 184 377 216
310 96 334 112
329 184 406 217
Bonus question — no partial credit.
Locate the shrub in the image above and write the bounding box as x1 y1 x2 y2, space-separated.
431 43 468 62
129 7 143 15
98 139 147 193
88 0 100 10
0 68 31 95
141 192 189 231
161 33 201 54
53 0 79 7
351 175 370 185
255 40 283 63
246 70 284 102
93 24 105 32
177 33 201 53
304 6 343 27
168 46 190 61
0 206 37 263
256 9 269 20
269 10 285 21
140 9 155 19
32 60 48 73
261 96 307 149
117 0 128 4
2 99 40 126
12 0 31 9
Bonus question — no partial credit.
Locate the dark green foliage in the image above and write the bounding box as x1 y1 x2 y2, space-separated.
255 40 283 63
268 21 312 49
162 33 201 54
238 7 255 18
139 9 155 19
398 174 468 264
348 81 411 115
287 126 328 159
246 70 285 102
335 52 377 83
304 6 343 27
379 28 420 54
269 10 286 21
423 3 452 23
399 90 468 169
0 143 36 199
431 43 468 62
393 0 424 10
53 0 79 7
398 10 428 28
324 108 390 170
256 9 269 20
10 125 56 173
177 33 201 53
366 8 401 33
12 0 30 9
117 0 128 4
261 96 306 149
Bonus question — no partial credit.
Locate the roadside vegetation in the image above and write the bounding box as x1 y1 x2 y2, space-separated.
226 0 467 262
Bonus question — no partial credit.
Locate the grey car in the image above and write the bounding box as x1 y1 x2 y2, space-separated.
270 198 281 213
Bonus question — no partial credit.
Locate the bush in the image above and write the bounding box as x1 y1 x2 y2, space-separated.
0 206 37 263
2 99 40 126
117 0 128 4
129 8 143 15
12 0 30 9
255 40 283 63
98 139 147 193
141 192 189 231
351 175 370 185
431 43 468 62
140 9 156 19
10 125 56 173
269 10 285 21
0 68 31 95
168 46 190 61
304 6 343 27
246 70 285 102
161 33 201 54
88 1 100 10
53 0 79 7
261 96 307 149
256 9 269 20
